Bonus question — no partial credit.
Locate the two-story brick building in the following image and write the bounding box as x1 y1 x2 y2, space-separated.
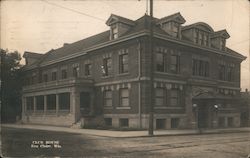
21 13 246 129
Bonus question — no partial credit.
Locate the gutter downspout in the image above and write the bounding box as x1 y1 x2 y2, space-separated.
137 38 142 128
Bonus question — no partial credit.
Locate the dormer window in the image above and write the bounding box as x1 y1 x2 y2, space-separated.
111 25 118 39
106 14 135 40
193 29 209 47
220 38 226 51
156 13 186 39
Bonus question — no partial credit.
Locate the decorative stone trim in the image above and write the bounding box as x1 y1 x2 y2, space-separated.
102 53 112 58
154 81 183 90
118 49 128 55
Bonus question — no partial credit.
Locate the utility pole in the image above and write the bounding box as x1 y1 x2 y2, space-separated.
148 0 154 136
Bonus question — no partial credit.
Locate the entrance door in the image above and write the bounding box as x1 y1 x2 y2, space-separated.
197 105 209 128
80 92 91 115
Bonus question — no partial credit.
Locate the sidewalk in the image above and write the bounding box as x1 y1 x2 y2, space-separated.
2 124 250 138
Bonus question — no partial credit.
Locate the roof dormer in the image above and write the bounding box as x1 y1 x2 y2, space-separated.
211 30 230 51
106 14 135 40
23 51 43 65
156 12 186 38
182 22 214 47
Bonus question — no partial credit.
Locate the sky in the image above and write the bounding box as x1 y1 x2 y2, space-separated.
1 0 249 90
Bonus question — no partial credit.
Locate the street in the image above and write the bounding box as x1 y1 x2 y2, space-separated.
1 127 250 158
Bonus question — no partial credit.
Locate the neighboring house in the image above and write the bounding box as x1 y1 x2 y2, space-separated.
21 13 246 129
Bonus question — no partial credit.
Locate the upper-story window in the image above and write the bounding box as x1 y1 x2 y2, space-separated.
72 65 80 78
170 89 180 106
51 71 57 81
155 88 165 106
170 55 180 74
111 26 118 39
156 52 165 72
102 57 112 76
119 53 128 73
43 73 48 82
219 62 234 82
61 69 67 79
219 64 226 80
192 59 209 77
84 63 92 76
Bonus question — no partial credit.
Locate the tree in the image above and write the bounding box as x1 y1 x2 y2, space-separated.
1 49 23 122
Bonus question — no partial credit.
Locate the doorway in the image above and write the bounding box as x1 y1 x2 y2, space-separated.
80 92 91 115
197 105 209 128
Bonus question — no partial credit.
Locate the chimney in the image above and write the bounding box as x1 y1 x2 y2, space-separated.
63 43 69 47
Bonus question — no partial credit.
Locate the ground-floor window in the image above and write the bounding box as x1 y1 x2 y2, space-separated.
47 94 56 110
104 118 112 126
227 117 234 127
156 119 166 129
171 118 180 129
26 97 34 111
119 118 129 127
218 117 225 127
59 93 70 110
36 95 44 110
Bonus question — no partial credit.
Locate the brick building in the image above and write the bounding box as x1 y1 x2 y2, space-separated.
21 13 246 129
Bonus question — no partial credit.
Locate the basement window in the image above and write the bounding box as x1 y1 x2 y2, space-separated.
119 118 129 127
156 119 166 129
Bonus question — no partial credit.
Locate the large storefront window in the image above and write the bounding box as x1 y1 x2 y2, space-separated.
26 97 34 111
59 93 70 110
47 94 56 110
36 95 44 110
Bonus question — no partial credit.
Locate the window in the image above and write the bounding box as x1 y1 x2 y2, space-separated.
155 88 164 106
204 34 208 46
226 66 234 81
198 32 203 45
31 74 36 84
52 72 57 81
192 59 209 77
26 97 34 111
228 117 234 127
73 66 79 78
194 30 199 44
171 22 179 38
43 74 48 82
219 117 225 127
104 118 112 126
171 118 180 128
61 69 67 79
170 55 180 73
220 39 226 50
104 90 112 107
85 64 92 76
170 89 180 106
36 95 44 110
47 94 56 110
156 119 166 129
219 64 226 80
111 26 118 39
156 52 165 72
59 93 70 110
102 57 112 76
119 118 129 127
119 53 128 73
120 88 129 107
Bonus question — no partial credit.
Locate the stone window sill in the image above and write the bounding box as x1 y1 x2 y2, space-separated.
116 106 131 110
154 106 184 109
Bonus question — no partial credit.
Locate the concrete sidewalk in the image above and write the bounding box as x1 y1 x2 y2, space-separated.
2 124 250 138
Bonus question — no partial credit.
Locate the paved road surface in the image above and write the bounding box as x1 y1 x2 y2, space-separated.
1 127 250 157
